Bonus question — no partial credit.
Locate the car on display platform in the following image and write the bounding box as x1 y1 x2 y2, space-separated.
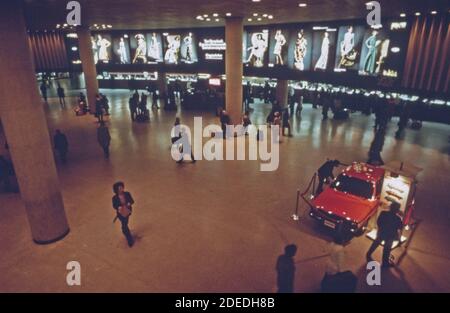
309 162 385 237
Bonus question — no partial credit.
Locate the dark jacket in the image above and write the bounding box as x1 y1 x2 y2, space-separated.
97 126 111 147
57 87 65 97
54 133 68 152
276 254 295 292
318 160 338 178
377 211 402 240
112 192 135 212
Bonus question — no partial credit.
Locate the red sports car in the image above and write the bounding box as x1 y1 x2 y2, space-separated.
309 162 385 236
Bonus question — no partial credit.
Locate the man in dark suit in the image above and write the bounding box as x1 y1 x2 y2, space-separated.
366 202 403 267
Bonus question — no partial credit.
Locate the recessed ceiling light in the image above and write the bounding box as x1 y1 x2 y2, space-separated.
262 14 268 17
268 15 273 19
215 18 220 22
206 18 211 21
253 13 258 16
196 15 203 20
298 3 307 7
431 11 437 14
226 13 232 16
248 18 253 22
415 12 421 16
213 13 219 17
107 25 112 28
400 13 406 17
203 14 208 17
252 0 261 2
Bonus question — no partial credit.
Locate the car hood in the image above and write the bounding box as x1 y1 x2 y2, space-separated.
312 188 376 222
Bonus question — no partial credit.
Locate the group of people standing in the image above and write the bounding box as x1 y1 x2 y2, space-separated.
128 90 158 122
40 81 66 108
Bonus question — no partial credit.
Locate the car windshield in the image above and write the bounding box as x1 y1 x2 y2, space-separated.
331 174 374 199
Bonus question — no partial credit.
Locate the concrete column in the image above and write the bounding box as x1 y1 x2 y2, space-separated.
0 1 69 244
225 17 243 125
276 79 289 107
77 27 99 113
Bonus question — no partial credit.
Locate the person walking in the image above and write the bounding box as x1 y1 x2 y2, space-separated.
129 95 137 122
220 110 230 139
366 202 403 268
276 244 297 293
40 82 48 102
53 129 69 163
282 108 292 137
95 94 104 123
57 83 66 108
171 117 195 163
112 181 135 247
100 93 110 115
97 122 111 159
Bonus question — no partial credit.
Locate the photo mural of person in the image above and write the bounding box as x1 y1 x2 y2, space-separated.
244 30 269 67
315 32 330 70
312 29 337 71
91 36 99 64
112 35 131 64
180 32 198 64
359 28 390 75
131 34 147 64
287 29 312 71
95 34 112 63
335 25 365 71
273 30 287 65
164 34 181 64
118 38 128 63
147 32 163 63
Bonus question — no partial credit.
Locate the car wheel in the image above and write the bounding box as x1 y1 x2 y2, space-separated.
355 221 369 237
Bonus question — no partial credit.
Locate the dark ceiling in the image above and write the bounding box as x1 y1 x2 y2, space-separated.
23 0 449 30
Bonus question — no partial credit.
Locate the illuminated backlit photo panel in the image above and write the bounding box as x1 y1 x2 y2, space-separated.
268 28 290 67
359 27 390 76
243 29 269 68
311 27 337 71
146 32 164 64
129 33 148 64
112 34 131 64
334 25 365 72
287 28 312 71
92 33 112 64
180 32 198 64
163 33 182 65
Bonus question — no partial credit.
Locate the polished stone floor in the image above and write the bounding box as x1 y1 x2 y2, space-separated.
0 84 449 292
